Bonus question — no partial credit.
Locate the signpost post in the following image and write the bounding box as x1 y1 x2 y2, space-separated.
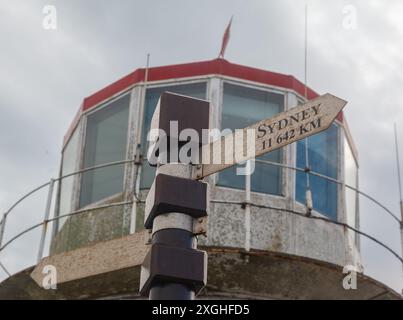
140 91 347 300
139 93 210 300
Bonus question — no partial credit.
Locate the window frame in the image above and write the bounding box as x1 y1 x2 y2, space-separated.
343 126 359 244
54 120 84 233
139 79 210 190
215 78 287 197
77 90 133 210
294 122 341 220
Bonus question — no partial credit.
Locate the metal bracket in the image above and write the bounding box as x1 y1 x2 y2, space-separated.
193 216 208 236
305 188 313 217
150 214 207 237
193 164 203 180
144 174 208 229
144 229 152 245
139 243 207 296
134 144 142 165
152 212 193 235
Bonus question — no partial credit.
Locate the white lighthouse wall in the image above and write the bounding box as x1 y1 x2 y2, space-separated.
52 75 361 270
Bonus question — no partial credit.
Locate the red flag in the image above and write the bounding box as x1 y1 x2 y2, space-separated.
218 17 233 59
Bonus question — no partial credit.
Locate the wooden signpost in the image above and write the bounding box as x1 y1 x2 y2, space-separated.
194 93 347 179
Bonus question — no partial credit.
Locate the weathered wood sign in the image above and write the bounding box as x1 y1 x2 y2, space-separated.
195 93 347 179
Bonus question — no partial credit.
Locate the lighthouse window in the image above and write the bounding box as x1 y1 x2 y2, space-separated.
79 94 130 207
218 83 284 195
296 124 338 220
58 127 80 230
344 137 358 240
140 82 207 189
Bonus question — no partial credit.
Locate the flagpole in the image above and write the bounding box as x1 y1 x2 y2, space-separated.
394 123 403 215
218 16 233 59
130 53 150 234
303 3 312 215
394 123 403 288
304 4 308 100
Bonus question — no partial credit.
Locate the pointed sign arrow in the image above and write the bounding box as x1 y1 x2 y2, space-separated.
194 93 347 179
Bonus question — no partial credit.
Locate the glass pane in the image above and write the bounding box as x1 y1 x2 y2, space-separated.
296 124 338 219
252 151 282 194
80 94 130 207
140 82 207 189
218 83 284 195
59 127 80 229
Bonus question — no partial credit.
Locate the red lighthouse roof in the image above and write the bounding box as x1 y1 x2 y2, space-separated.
64 58 344 146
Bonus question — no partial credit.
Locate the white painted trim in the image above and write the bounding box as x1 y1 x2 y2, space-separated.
84 89 132 117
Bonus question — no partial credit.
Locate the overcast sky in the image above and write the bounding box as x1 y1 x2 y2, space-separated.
0 0 402 293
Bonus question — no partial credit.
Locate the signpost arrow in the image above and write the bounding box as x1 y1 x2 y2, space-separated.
194 93 347 179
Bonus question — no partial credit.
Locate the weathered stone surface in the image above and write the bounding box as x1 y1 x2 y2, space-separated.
199 185 352 267
51 194 129 255
0 245 400 300
0 266 142 300
32 230 149 287
205 249 400 300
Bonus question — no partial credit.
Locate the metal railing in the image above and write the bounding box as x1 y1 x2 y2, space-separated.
255 158 402 224
0 159 402 288
0 159 136 273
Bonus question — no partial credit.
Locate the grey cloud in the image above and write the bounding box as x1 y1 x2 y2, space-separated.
0 0 402 291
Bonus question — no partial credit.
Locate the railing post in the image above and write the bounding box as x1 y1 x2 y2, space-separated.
0 261 11 277
37 179 55 263
0 213 6 249
400 201 403 289
244 160 252 252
